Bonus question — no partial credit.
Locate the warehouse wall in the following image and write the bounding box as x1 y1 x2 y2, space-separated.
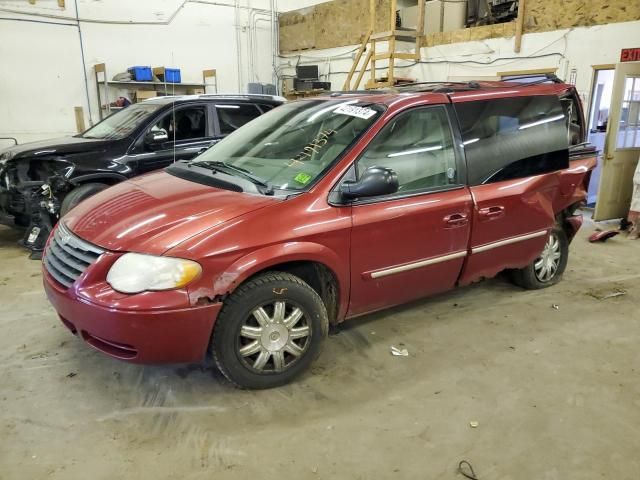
278 20 640 108
0 0 281 144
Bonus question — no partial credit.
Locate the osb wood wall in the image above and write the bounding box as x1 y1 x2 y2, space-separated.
279 0 640 53
279 0 391 52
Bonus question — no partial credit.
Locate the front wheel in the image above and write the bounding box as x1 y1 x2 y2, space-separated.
511 228 569 289
211 272 328 389
60 183 109 216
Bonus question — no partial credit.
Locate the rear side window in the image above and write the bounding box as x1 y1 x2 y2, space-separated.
357 106 458 195
454 95 569 185
216 104 262 135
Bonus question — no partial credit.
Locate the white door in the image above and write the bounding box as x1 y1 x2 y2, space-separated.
594 62 640 220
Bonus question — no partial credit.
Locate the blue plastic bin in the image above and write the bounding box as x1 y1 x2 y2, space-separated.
127 66 153 82
163 68 181 83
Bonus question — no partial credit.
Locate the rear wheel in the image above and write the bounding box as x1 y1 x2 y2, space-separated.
211 272 328 389
511 228 569 289
60 183 109 216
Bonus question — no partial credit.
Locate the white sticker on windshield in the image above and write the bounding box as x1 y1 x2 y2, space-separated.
333 104 376 120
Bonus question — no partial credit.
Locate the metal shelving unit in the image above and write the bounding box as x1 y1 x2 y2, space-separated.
93 63 218 119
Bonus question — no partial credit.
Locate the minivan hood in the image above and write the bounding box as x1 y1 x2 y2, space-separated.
63 171 278 255
4 136 111 160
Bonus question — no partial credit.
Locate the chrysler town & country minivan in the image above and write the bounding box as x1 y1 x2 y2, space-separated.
42 79 596 388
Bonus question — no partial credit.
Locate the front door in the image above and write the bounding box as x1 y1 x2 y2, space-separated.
135 104 215 173
347 105 473 317
594 61 640 220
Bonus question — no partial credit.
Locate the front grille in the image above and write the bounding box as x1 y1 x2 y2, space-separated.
44 222 104 288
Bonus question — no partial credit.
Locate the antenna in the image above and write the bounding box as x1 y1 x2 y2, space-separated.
171 52 177 163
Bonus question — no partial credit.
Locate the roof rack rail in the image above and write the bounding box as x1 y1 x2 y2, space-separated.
329 90 389 96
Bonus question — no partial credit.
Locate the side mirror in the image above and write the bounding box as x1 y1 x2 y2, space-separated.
144 129 169 145
340 166 399 200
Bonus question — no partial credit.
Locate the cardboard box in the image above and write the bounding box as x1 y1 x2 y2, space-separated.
134 90 157 102
186 87 205 95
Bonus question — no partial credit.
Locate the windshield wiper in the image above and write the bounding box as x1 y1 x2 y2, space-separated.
194 160 274 195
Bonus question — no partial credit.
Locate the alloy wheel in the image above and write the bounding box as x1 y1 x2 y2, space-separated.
237 301 311 373
534 232 562 282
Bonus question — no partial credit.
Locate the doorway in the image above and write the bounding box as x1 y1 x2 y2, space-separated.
592 61 640 220
586 66 615 205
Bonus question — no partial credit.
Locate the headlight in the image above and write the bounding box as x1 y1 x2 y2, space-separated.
107 253 202 294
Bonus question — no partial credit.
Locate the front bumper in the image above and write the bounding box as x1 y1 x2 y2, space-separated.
43 267 222 364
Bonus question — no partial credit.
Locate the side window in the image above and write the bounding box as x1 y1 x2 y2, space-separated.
148 106 207 141
454 96 569 185
356 106 458 195
217 104 262 135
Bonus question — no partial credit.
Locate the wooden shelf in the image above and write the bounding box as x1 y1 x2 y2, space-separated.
93 63 218 120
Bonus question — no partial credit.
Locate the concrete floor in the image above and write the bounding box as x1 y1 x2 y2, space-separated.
1 219 639 480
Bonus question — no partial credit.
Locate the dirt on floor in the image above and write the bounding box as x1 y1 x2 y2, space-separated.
0 218 639 480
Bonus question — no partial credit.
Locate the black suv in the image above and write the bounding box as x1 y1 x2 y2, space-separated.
0 94 284 254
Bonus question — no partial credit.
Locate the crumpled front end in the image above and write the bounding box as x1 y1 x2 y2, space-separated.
0 157 75 255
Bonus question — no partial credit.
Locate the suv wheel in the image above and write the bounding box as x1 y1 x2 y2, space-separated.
512 228 568 289
60 183 109 216
211 272 328 389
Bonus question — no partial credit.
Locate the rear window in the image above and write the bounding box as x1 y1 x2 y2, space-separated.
216 104 263 135
454 95 569 185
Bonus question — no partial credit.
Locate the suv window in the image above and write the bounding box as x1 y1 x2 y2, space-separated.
217 104 263 135
454 95 569 185
148 106 207 141
356 106 457 195
81 102 164 140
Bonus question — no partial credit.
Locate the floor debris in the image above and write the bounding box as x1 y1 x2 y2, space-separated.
588 230 619 243
469 421 479 428
552 304 560 310
390 346 409 356
587 287 627 300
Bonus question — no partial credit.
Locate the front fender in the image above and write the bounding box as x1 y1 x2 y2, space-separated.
206 242 349 320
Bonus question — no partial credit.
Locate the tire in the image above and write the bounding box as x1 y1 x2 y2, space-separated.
511 227 569 290
211 271 328 389
60 183 109 216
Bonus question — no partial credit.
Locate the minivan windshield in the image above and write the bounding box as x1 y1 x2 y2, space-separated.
81 103 164 140
192 100 384 191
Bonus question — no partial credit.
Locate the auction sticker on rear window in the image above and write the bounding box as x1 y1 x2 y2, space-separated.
334 104 376 120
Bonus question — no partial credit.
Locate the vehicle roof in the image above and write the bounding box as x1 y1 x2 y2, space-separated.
143 93 287 105
313 79 574 106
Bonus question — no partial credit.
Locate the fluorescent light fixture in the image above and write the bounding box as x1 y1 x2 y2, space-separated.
215 104 240 109
387 145 442 157
463 138 480 145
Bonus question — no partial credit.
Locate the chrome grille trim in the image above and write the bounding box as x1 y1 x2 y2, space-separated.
43 223 104 288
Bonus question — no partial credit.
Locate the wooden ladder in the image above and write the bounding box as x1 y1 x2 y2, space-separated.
342 0 425 91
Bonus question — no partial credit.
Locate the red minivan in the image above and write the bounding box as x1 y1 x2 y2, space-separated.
42 79 596 388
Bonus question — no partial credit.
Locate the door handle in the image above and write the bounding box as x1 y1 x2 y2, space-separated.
444 213 468 226
478 206 505 219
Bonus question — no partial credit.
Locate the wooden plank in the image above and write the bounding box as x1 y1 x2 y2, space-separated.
591 64 616 70
354 49 373 90
389 0 396 30
343 31 371 90
514 0 525 53
74 107 85 133
387 35 396 88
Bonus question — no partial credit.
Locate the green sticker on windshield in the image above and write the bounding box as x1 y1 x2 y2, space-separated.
294 172 312 185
